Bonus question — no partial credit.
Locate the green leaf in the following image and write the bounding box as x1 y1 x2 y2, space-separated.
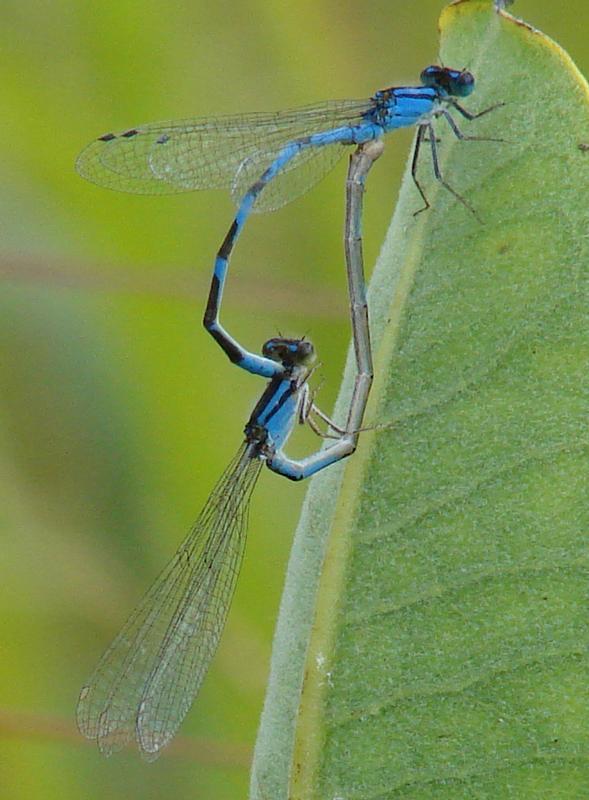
251 1 589 798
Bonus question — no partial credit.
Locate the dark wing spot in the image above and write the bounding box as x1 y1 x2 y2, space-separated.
98 132 116 142
156 134 170 144
122 128 139 138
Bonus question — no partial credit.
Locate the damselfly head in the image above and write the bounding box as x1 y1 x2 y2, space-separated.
262 337 315 367
420 65 475 98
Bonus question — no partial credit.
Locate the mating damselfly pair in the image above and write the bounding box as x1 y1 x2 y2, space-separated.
76 64 500 759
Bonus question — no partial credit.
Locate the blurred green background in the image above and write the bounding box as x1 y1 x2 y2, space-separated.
1 2 587 798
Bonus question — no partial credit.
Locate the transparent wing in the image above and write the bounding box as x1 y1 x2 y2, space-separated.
76 99 370 210
229 140 347 213
77 443 263 760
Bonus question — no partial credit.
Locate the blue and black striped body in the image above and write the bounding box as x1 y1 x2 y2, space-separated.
245 372 305 456
73 64 492 760
202 66 477 368
77 335 346 761
243 337 312 464
76 65 488 372
368 86 440 130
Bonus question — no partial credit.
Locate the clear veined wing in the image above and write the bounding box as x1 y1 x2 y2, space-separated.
229 139 347 213
75 98 371 209
77 443 263 760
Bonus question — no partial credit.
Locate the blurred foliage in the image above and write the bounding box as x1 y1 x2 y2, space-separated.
0 1 587 799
